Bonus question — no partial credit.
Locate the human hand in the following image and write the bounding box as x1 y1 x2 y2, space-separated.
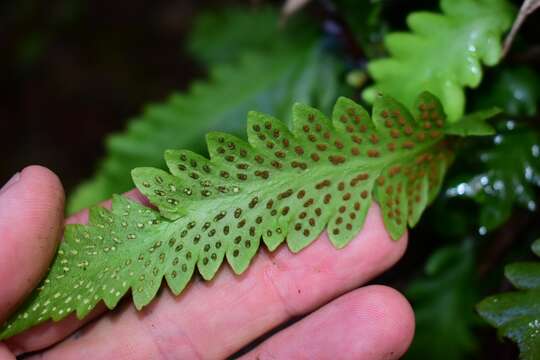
0 166 414 359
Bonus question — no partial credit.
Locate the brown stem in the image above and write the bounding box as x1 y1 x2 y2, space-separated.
507 44 540 65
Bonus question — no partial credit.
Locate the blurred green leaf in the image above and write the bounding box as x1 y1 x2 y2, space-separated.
67 45 343 213
445 108 500 137
363 0 514 122
506 262 540 290
478 239 540 360
475 67 540 117
67 6 344 212
445 129 540 231
188 6 316 65
405 241 479 360
333 0 388 59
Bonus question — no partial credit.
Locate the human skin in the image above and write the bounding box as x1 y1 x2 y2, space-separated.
0 166 415 359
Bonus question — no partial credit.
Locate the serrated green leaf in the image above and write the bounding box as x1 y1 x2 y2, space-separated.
445 108 500 136
1 92 461 339
363 0 514 122
478 240 540 360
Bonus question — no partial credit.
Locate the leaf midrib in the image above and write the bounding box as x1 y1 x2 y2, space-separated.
163 136 442 233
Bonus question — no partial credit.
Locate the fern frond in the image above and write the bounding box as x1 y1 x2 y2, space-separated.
1 93 493 339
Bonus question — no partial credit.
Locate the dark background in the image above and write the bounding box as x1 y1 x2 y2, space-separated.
0 0 226 192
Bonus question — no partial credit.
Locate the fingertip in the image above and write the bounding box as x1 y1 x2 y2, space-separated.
0 344 15 360
17 165 65 209
14 165 65 232
353 285 415 358
0 165 65 321
244 285 415 360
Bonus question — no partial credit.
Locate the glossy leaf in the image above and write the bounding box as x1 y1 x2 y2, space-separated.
363 0 514 122
1 92 463 339
478 239 540 360
445 129 540 231
475 66 540 117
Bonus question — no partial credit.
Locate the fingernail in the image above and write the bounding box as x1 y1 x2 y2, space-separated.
0 172 21 196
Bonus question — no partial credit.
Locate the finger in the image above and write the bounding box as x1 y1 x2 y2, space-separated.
4 189 148 355
0 344 15 360
28 204 407 359
0 166 64 322
240 285 415 360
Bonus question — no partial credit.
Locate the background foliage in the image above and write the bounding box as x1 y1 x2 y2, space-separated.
2 0 540 358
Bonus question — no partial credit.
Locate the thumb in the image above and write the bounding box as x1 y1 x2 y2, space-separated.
0 166 65 322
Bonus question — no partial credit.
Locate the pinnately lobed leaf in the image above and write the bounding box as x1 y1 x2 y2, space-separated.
363 0 514 122
0 92 492 339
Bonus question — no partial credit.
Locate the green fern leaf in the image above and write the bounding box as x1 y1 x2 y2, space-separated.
2 92 491 339
363 0 514 122
477 239 540 360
